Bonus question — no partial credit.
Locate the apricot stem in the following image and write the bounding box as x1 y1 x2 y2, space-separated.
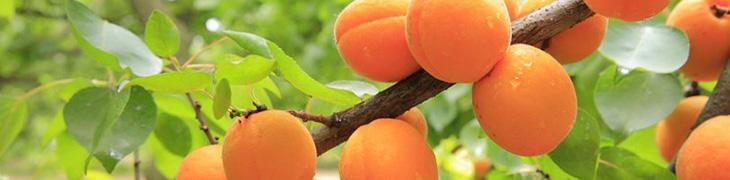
288 111 331 126
311 0 596 155
185 93 219 145
711 5 730 18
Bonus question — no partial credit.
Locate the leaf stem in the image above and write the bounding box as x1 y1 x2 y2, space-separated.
185 93 219 145
183 36 229 67
18 79 75 100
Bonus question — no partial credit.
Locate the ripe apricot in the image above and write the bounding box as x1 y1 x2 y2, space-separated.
177 145 226 180
655 96 708 162
706 0 730 7
519 0 608 64
396 107 428 136
334 0 419 82
677 116 730 180
474 160 492 180
584 0 670 21
340 119 437 179
472 44 577 156
222 110 316 179
407 0 511 83
668 0 730 82
504 0 521 20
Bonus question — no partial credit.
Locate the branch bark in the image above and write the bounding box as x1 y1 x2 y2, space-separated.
185 93 219 145
311 0 595 155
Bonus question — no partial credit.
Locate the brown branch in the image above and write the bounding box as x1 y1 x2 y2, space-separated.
133 150 141 180
288 111 332 126
185 93 219 145
310 0 595 156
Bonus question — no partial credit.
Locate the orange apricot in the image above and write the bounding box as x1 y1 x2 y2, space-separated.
396 107 428 136
177 145 226 180
677 116 730 180
668 0 730 82
407 0 511 83
472 44 577 156
340 119 438 179
334 0 419 82
519 0 608 64
655 96 709 162
473 160 492 180
222 110 316 179
504 0 521 20
584 0 670 21
706 0 730 7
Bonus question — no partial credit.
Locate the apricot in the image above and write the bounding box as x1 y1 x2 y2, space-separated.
340 119 438 179
668 0 730 82
655 96 708 162
177 145 226 180
222 110 316 179
473 160 492 180
677 116 730 180
519 0 608 64
334 0 419 82
396 107 428 136
407 0 511 83
706 0 730 7
504 0 521 20
584 0 670 21
472 44 577 156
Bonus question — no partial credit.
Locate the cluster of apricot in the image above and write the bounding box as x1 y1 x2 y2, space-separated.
654 1 730 179
173 108 430 180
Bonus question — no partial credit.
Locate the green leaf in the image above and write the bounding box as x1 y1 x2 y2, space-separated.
58 79 94 102
63 86 157 172
0 97 27 157
549 109 600 180
487 139 527 172
127 70 212 93
144 10 180 57
213 79 232 119
268 42 361 105
66 0 162 77
154 113 192 157
146 135 184 179
422 96 458 132
326 80 379 98
56 132 89 180
214 54 275 85
0 0 14 18
41 109 67 147
619 126 667 166
594 66 683 135
599 20 689 73
596 147 675 180
224 31 273 58
459 120 488 160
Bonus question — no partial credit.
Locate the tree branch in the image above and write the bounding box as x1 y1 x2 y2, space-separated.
311 0 595 155
185 93 219 145
288 110 332 126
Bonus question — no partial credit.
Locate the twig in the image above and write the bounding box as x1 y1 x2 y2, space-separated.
311 0 595 155
185 93 219 145
18 79 75 100
288 111 331 126
183 36 229 67
134 150 141 180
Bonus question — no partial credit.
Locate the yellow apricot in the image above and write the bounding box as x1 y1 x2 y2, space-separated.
504 0 521 20
473 44 577 156
655 96 709 162
222 110 316 179
177 145 226 180
677 116 730 180
584 0 670 21
668 0 730 82
519 0 608 64
340 119 438 180
335 0 419 82
396 107 428 136
407 0 511 83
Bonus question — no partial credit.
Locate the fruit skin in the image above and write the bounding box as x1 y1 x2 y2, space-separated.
396 107 428 136
677 116 730 180
584 0 670 21
706 0 730 7
519 0 608 64
472 44 577 156
473 160 492 180
222 110 316 180
504 0 521 20
655 96 709 162
177 145 226 180
667 0 730 82
335 0 419 82
340 119 438 180
407 0 511 83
